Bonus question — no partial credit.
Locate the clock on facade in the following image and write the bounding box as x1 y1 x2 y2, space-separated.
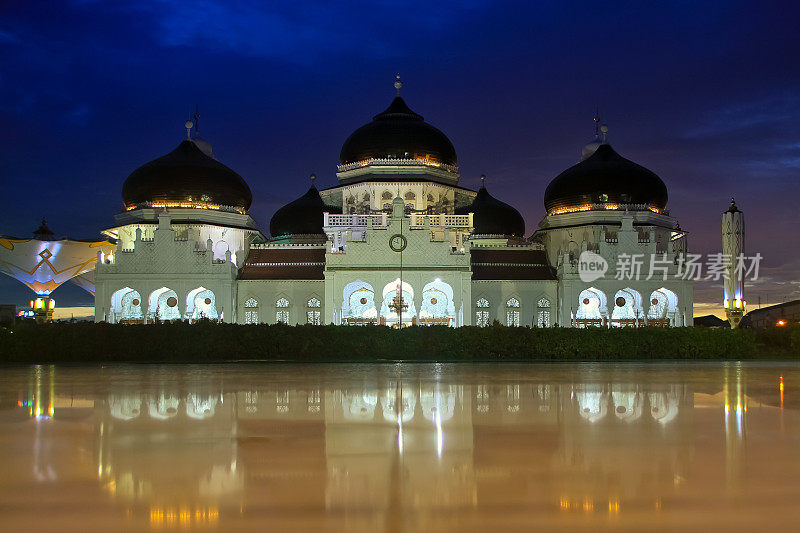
389 234 407 252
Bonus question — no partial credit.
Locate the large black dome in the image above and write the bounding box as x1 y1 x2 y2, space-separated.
270 185 332 237
457 183 525 237
339 96 457 167
544 144 668 214
122 140 252 212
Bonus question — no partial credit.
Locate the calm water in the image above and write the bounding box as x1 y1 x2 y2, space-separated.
0 362 798 532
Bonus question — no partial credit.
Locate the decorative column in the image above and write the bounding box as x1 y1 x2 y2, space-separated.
722 198 745 328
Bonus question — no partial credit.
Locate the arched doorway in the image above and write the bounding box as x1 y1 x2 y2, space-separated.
380 278 416 327
110 287 143 323
185 287 219 321
647 287 679 326
611 288 644 326
419 279 455 326
575 287 607 326
342 281 377 325
149 287 180 321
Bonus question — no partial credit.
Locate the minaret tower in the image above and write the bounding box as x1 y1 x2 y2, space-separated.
722 198 745 328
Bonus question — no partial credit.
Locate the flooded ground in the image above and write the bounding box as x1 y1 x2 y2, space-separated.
0 362 798 532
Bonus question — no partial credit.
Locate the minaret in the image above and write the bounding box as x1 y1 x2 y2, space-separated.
722 198 745 328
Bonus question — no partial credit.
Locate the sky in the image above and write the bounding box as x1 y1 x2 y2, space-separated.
1 0 798 314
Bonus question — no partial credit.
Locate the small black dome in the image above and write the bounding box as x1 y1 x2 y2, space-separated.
270 186 333 237
122 140 252 212
339 96 457 167
544 144 668 214
457 184 526 237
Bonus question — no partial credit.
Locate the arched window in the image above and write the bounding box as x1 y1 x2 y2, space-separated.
537 297 551 327
244 297 259 324
475 298 490 327
404 191 416 201
506 298 520 327
382 191 393 200
537 310 551 328
307 297 321 325
276 297 290 324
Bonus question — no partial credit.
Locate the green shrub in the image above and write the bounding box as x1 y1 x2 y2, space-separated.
0 322 796 363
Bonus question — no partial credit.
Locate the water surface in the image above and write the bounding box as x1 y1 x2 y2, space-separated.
1 362 798 532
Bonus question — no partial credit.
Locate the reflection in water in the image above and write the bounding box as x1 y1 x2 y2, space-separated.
1 363 799 531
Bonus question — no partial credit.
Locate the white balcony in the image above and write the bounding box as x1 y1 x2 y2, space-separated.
322 212 473 230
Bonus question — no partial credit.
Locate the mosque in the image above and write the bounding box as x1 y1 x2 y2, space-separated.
93 79 693 327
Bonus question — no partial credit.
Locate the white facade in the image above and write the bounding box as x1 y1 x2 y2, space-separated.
93 92 693 328
540 211 693 327
95 213 240 323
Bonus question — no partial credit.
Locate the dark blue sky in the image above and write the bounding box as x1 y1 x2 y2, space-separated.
1 0 798 312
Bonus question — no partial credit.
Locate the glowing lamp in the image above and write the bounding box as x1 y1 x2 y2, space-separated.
777 319 786 326
723 299 729 309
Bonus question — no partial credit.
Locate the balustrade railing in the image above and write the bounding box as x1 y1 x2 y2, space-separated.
337 157 459 174
324 213 388 227
409 213 473 228
323 212 473 229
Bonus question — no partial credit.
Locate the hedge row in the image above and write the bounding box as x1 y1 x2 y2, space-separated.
1 322 798 363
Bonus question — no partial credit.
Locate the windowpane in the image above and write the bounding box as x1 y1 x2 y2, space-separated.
537 310 550 327
506 310 520 327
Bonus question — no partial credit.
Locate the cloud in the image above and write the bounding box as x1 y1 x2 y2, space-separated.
0 29 20 44
108 0 492 64
687 92 800 138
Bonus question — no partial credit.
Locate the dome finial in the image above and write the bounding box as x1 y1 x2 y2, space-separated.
480 174 486 188
193 105 200 137
600 123 609 143
310 173 317 187
593 110 601 138
394 74 402 96
184 119 193 140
